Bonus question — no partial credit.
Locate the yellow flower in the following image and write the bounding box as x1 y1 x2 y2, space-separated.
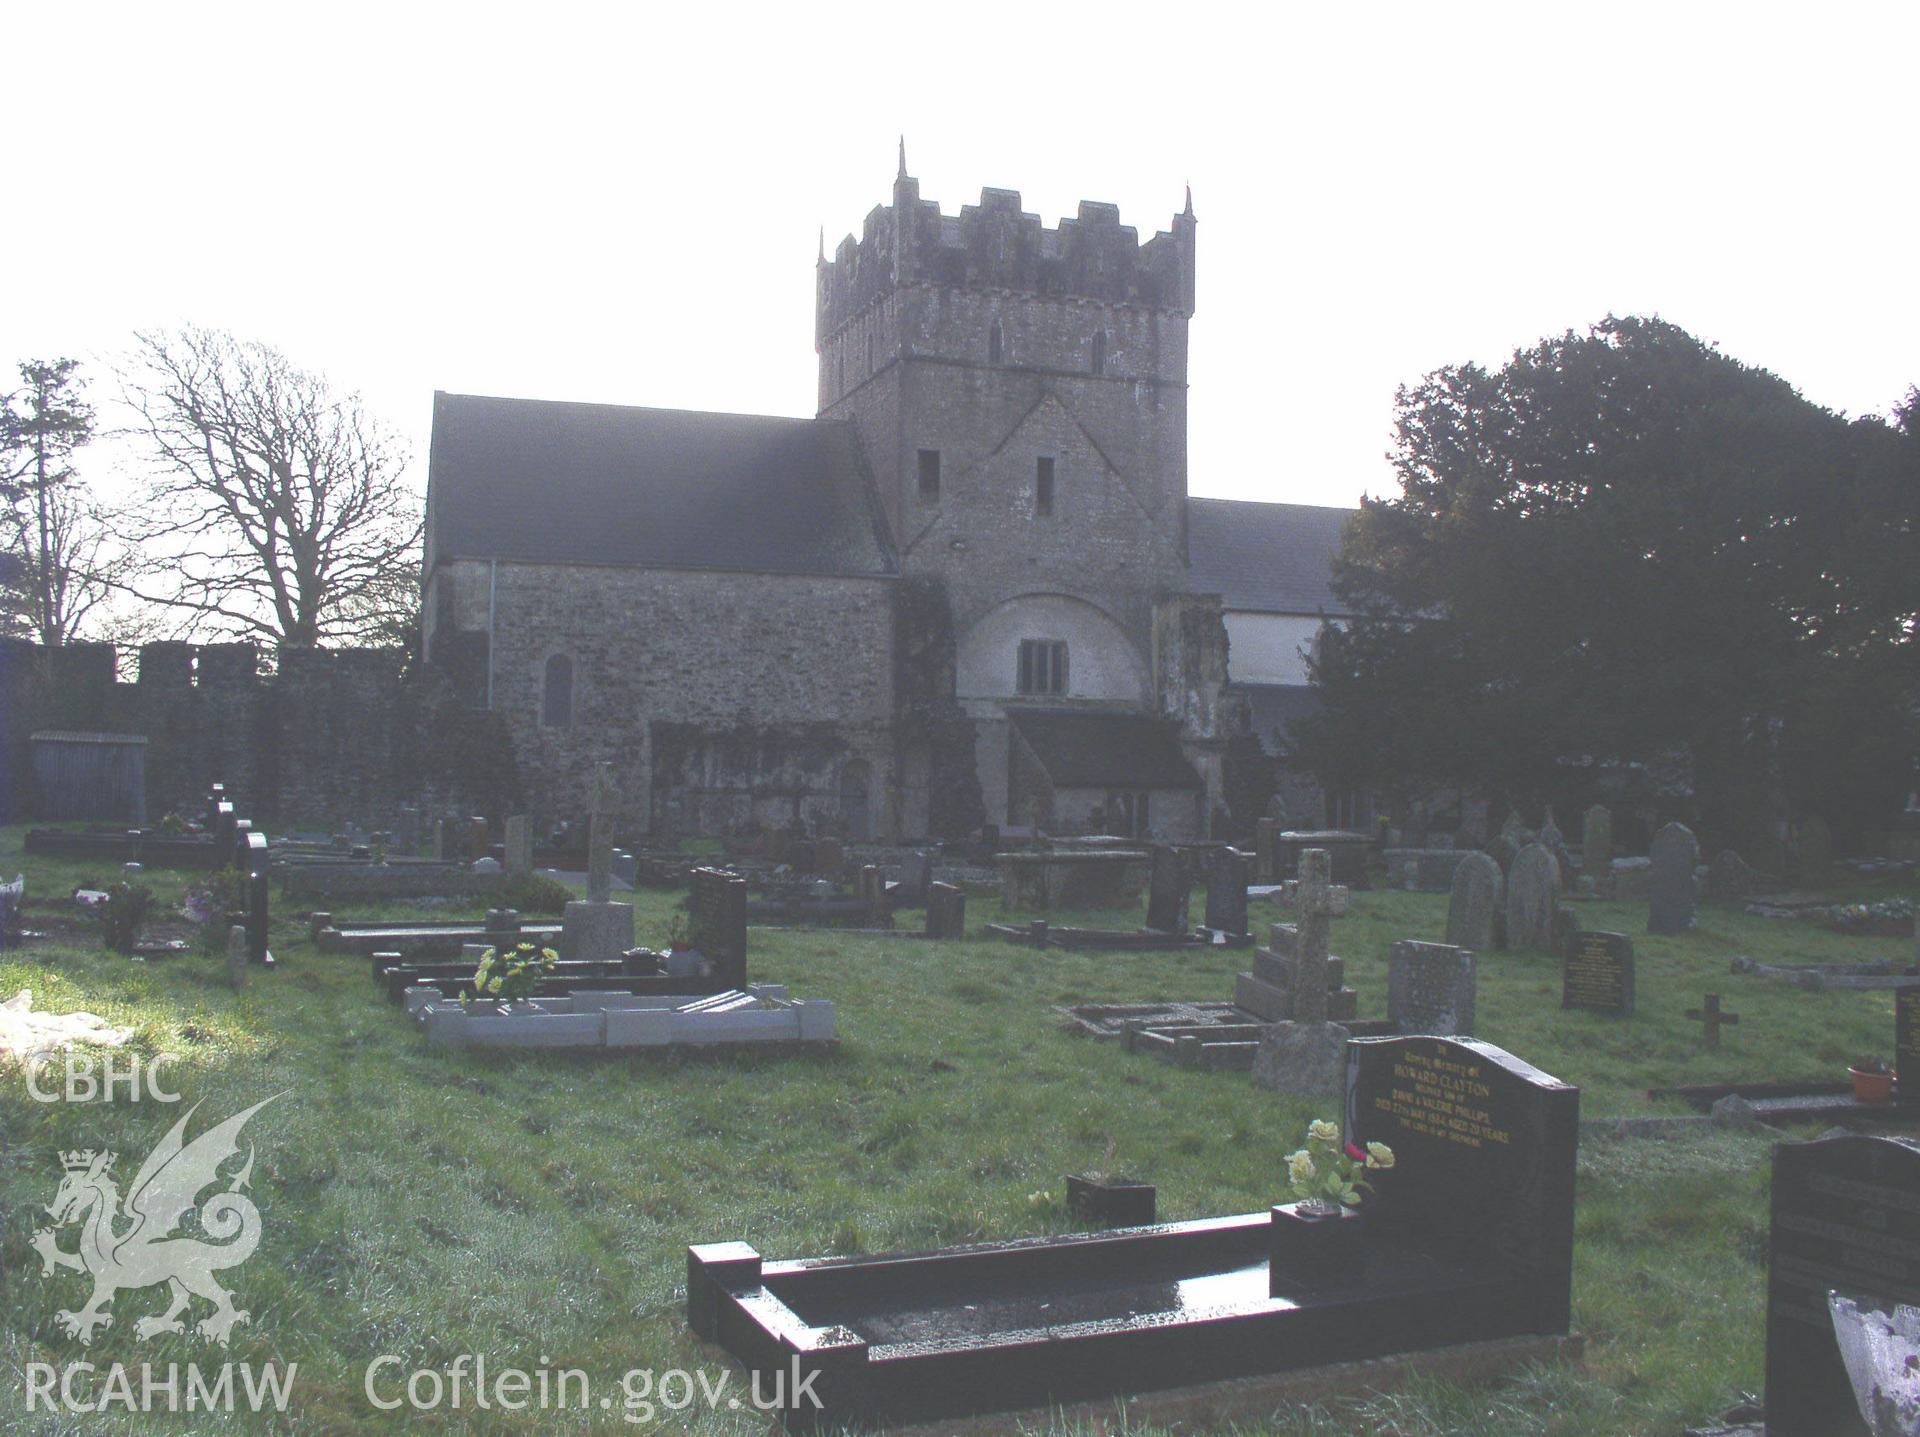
1308 1120 1339 1144
484 975 502 994
1287 1151 1316 1186
1366 1142 1395 1170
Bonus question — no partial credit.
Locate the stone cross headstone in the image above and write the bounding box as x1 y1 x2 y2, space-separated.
1562 931 1634 1016
1278 849 1350 1027
1203 847 1251 938
1445 851 1502 951
1504 843 1560 952
1144 845 1190 933
226 922 248 991
925 882 967 941
1648 821 1700 934
587 764 616 905
1685 992 1738 1049
504 814 532 878
1764 1133 1920 1436
1581 805 1612 891
1387 940 1476 1035
1345 1034 1578 1336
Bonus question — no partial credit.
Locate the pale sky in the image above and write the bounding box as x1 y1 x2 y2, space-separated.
5 1 1915 512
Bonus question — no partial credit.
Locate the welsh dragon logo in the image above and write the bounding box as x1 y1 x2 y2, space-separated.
32 1096 281 1346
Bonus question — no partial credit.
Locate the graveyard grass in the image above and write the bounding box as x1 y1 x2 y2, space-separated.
0 831 1913 1435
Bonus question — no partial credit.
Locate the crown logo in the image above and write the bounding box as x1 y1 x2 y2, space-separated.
60 1149 109 1172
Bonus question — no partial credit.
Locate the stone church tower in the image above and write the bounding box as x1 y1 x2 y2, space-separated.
816 149 1219 835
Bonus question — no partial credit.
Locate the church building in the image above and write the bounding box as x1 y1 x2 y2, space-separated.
421 155 1352 841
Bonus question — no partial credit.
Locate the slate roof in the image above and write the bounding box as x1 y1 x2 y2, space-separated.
1186 497 1356 616
1010 710 1203 790
426 392 897 578
1233 684 1325 758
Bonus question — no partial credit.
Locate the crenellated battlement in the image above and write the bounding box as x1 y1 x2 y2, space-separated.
816 161 1195 344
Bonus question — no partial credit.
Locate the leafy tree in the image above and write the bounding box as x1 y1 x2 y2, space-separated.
1295 316 1918 847
119 327 422 647
0 358 115 646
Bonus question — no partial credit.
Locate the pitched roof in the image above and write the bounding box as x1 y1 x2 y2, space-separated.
1186 497 1356 616
1010 710 1203 790
426 392 896 578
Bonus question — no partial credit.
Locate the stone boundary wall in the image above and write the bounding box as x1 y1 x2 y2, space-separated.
0 640 518 828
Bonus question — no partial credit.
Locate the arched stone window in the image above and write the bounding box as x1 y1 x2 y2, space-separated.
541 653 574 728
1091 330 1107 376
988 320 1003 366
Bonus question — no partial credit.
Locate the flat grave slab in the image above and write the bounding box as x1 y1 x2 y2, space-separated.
1730 956 1920 991
319 919 563 956
985 922 1250 951
413 985 836 1051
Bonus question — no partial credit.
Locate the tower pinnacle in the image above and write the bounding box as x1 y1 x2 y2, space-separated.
898 135 907 179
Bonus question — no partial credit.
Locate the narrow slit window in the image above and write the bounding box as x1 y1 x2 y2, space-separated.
988 321 1003 366
1035 457 1055 517
917 449 942 502
1091 330 1107 376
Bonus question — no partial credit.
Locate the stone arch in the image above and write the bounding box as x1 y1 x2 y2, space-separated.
956 594 1148 704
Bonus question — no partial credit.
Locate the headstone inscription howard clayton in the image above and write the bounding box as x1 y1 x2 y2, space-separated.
1764 1134 1920 1436
1345 1034 1579 1336
1562 931 1634 1016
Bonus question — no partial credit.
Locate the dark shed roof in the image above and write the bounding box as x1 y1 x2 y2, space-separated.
1011 710 1203 790
1187 497 1355 616
426 392 897 578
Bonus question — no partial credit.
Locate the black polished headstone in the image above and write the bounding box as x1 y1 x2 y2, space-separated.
689 868 747 987
1562 931 1635 1016
899 850 934 907
1764 1134 1920 1436
1346 1034 1579 1334
1898 988 1920 1105
1144 845 1190 933
925 882 967 940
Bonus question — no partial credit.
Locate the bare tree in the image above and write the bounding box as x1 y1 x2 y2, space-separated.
0 358 118 646
119 327 422 647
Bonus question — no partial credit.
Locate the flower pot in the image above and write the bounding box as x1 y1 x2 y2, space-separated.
1269 1200 1365 1295
1850 1067 1895 1104
1066 1174 1157 1228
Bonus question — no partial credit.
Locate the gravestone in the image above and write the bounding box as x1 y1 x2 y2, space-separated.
1581 805 1612 892
857 865 894 928
1504 843 1560 952
244 834 273 966
1387 940 1476 1035
898 850 933 907
225 923 248 991
1764 1134 1920 1436
1562 931 1634 1016
1346 1034 1578 1336
1897 987 1920 1105
811 837 843 878
1445 851 1502 950
1255 818 1279 884
1685 992 1738 1049
1538 806 1569 888
560 764 635 962
1705 848 1768 898
925 882 967 940
689 868 748 987
1144 845 1190 933
1203 847 1251 937
1648 821 1700 934
503 815 532 877
1251 848 1350 1099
